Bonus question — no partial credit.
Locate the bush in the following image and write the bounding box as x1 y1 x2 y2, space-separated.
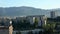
28 31 33 34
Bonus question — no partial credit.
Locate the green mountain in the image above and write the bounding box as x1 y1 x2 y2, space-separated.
0 6 60 17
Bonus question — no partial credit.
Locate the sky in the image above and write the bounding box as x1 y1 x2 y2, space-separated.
0 0 60 9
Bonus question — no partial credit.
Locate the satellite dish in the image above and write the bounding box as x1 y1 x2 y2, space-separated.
10 21 12 24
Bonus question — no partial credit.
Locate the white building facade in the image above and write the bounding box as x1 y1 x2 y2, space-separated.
26 15 46 26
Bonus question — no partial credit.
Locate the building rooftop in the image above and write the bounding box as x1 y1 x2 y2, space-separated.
27 15 45 17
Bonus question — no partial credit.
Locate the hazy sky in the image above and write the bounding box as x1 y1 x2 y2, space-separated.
0 0 60 9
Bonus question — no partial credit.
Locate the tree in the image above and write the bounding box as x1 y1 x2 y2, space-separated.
16 31 21 34
34 18 38 28
43 23 56 34
28 31 33 34
39 31 43 34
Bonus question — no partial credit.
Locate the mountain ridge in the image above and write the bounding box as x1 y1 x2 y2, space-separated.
0 6 60 17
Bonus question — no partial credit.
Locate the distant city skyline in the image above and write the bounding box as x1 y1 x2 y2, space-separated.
0 0 60 9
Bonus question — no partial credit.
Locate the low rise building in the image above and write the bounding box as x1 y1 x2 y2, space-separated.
0 18 13 34
26 15 46 26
